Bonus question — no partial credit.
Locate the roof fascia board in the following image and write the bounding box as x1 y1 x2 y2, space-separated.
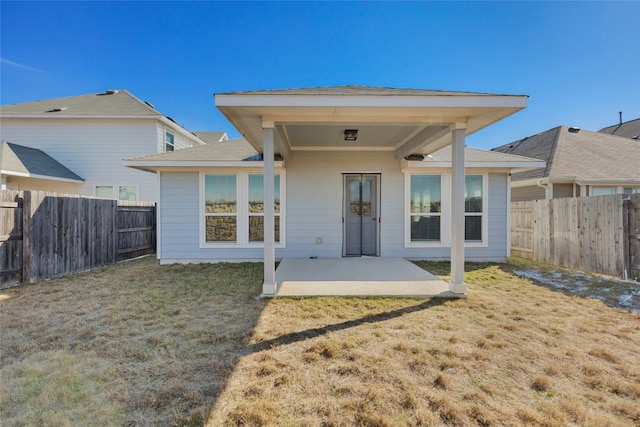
402 160 546 170
124 160 285 169
216 94 528 109
0 169 84 183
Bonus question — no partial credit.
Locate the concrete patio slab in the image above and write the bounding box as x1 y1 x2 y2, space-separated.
273 258 459 298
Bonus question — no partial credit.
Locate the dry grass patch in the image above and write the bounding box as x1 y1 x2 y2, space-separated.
3 257 640 426
1 257 265 426
208 261 640 426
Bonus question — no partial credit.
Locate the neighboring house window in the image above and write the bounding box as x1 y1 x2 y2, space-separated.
96 185 138 200
410 175 441 242
591 186 616 196
624 188 639 194
465 175 483 242
248 174 280 242
119 185 138 201
96 186 114 199
165 130 175 152
204 175 237 242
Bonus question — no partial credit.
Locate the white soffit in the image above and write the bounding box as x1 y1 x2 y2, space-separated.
215 91 527 157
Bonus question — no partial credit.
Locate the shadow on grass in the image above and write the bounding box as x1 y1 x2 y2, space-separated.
248 297 451 353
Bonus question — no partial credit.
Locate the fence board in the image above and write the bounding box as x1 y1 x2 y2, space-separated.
0 190 156 287
510 194 634 279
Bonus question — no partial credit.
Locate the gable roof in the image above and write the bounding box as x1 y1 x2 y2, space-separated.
492 126 640 182
218 85 518 97
0 89 161 117
598 117 640 139
0 141 84 183
192 131 229 143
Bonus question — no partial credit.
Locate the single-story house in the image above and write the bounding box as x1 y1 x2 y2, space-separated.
1 141 84 189
491 125 640 201
125 86 544 296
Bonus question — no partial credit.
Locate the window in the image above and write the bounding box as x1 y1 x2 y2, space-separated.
410 175 441 242
406 173 487 247
624 188 639 194
165 130 175 152
119 185 138 201
204 175 237 242
465 175 483 242
248 174 280 242
591 186 616 196
202 172 284 246
95 186 113 199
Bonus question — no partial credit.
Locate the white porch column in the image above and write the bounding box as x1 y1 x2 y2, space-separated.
262 124 277 296
450 124 467 294
1 175 6 190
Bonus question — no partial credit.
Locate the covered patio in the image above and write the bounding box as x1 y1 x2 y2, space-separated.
275 258 453 297
213 86 528 297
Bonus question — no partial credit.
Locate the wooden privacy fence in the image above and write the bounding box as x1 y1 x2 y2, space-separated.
511 193 640 280
0 190 155 287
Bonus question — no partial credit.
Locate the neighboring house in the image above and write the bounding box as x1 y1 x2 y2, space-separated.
0 141 84 189
192 131 229 143
598 117 640 139
492 126 640 201
0 89 207 201
125 86 544 296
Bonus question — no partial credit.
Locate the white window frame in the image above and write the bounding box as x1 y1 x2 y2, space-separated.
404 172 488 248
95 184 139 201
165 129 175 152
199 170 286 249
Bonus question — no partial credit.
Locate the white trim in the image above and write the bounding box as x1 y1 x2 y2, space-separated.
216 93 528 109
160 258 265 265
506 174 511 258
404 172 488 249
156 171 162 260
402 160 545 170
124 160 285 170
199 171 286 249
293 146 394 152
0 169 84 183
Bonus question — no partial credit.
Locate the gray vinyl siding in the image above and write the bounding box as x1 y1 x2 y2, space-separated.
0 118 160 201
159 153 510 262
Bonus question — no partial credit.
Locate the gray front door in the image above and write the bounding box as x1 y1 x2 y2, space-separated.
343 174 380 256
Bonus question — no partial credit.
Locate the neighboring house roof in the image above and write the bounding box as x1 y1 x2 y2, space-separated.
492 126 640 183
0 89 161 117
598 118 640 139
0 141 84 183
0 89 207 145
218 85 521 97
192 131 229 143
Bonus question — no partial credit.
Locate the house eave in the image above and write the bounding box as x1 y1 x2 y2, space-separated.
124 160 285 173
1 169 85 183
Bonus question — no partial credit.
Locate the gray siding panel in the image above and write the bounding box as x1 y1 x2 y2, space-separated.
159 157 509 262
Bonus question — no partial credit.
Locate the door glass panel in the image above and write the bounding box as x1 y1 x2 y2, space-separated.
361 179 371 216
349 179 361 216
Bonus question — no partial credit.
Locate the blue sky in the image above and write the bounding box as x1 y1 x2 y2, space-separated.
1 1 639 149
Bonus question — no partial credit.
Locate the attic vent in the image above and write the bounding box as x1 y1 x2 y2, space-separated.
633 135 640 140
48 107 68 112
568 127 581 133
166 116 177 124
105 89 119 95
144 101 155 109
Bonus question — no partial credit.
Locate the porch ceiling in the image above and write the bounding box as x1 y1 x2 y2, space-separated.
215 87 528 159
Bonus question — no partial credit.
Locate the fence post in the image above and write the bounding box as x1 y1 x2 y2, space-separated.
21 191 32 284
622 197 630 280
